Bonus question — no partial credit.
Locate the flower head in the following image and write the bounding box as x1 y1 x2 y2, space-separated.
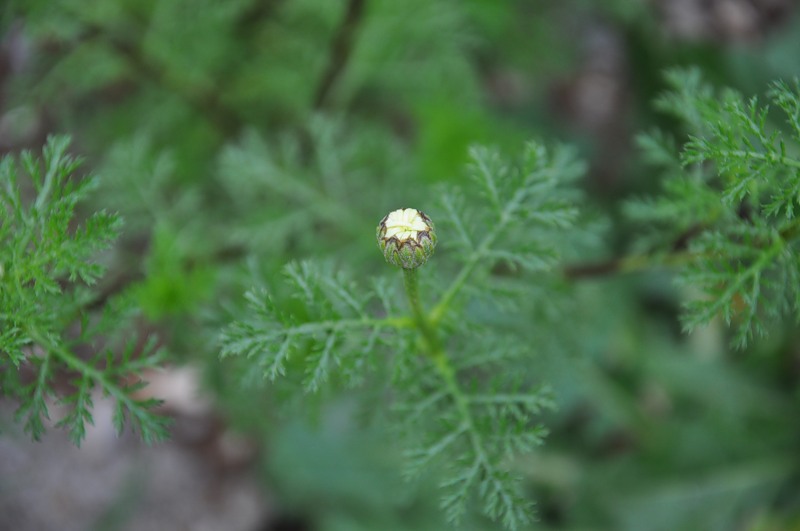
376 208 437 269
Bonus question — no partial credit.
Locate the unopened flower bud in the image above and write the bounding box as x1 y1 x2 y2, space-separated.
376 208 437 269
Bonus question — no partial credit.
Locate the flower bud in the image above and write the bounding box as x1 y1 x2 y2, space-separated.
377 208 437 269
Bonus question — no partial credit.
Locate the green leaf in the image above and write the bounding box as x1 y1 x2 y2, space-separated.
634 70 800 347
0 136 169 445
220 262 410 392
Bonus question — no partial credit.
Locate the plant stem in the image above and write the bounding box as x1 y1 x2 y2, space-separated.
402 267 441 354
401 267 490 474
564 216 800 280
26 326 169 441
313 0 366 110
563 250 694 279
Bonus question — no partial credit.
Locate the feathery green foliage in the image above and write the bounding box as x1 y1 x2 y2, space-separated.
5 1 800 529
0 136 169 445
221 140 585 529
627 69 800 348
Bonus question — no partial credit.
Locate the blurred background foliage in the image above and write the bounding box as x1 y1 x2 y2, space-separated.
1 0 800 530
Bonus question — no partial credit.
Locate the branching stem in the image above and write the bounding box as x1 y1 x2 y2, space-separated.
564 217 800 280
26 326 167 439
718 150 800 171
401 266 495 487
563 250 694 279
428 179 530 325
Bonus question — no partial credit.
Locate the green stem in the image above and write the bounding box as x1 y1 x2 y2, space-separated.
427 192 523 325
722 150 800 171
401 267 490 475
26 326 167 439
33 156 58 213
402 267 441 353
428 248 484 325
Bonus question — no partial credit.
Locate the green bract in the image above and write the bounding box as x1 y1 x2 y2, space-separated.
377 208 437 269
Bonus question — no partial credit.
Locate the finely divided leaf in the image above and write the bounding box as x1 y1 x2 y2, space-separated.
1 136 168 445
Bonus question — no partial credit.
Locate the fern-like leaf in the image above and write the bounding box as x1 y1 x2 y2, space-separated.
1 136 169 444
222 141 585 530
632 70 800 347
220 261 410 392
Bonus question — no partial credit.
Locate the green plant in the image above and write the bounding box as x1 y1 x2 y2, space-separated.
220 70 800 528
0 136 169 445
3 67 800 529
221 140 586 529
626 69 800 347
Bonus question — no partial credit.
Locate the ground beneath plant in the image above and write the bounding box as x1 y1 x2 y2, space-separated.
0 367 270 531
